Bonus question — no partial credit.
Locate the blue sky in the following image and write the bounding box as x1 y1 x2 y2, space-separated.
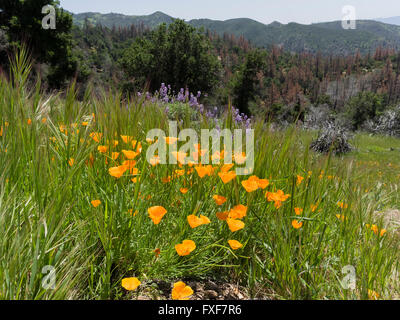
59 0 400 24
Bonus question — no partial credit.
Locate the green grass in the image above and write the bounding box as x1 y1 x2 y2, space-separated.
0 50 399 300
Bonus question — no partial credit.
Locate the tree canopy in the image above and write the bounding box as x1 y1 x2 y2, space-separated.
120 19 221 93
0 0 77 87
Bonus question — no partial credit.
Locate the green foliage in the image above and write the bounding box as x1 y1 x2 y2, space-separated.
0 0 77 87
231 49 267 115
345 92 387 130
166 102 199 122
120 19 221 93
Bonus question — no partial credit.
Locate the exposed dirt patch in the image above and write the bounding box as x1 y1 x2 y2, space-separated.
132 279 251 300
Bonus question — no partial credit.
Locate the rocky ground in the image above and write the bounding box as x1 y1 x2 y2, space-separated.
132 279 252 300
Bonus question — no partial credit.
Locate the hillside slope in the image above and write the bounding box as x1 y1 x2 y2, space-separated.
72 11 400 55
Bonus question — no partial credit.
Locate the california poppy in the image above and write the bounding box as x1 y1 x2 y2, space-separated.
368 290 379 300
292 220 303 229
216 211 229 221
112 152 120 160
294 208 303 216
109 166 127 179
229 205 247 219
98 145 108 154
164 137 178 145
241 177 259 193
226 218 245 232
150 156 161 166
296 175 304 186
121 277 141 291
175 240 196 256
213 195 227 206
337 202 349 209
195 165 213 178
122 150 139 160
220 164 235 173
171 151 188 165
218 171 236 184
171 281 194 300
148 206 167 225
180 188 189 194
91 200 101 208
121 135 133 144
228 240 243 250
89 132 102 143
234 152 246 164
187 215 211 229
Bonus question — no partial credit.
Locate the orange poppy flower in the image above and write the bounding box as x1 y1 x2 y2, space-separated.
200 215 211 224
82 121 89 126
150 156 161 166
171 151 188 165
68 158 74 167
220 164 234 173
164 137 178 145
216 211 229 221
368 290 379 300
91 200 101 208
241 178 259 193
161 176 171 184
108 166 127 178
266 190 291 209
121 135 133 144
175 240 196 256
171 281 194 300
195 165 213 178
310 204 318 212
0 125 3 137
337 202 349 209
122 160 138 174
112 152 120 160
234 152 246 164
187 215 211 228
228 240 243 250
229 205 248 219
148 206 167 225
213 195 227 206
218 171 236 184
257 178 270 189
366 224 386 237
122 150 139 160
292 220 303 229
89 132 102 143
154 248 161 257
121 277 141 291
27 118 32 125
98 145 108 154
175 169 185 177
296 175 304 186
180 188 189 194
294 208 303 216
226 218 245 232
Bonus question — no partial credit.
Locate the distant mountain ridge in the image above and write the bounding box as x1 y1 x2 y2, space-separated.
72 11 400 55
376 16 400 26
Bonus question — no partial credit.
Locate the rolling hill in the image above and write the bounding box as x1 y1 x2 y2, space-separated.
72 11 400 55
